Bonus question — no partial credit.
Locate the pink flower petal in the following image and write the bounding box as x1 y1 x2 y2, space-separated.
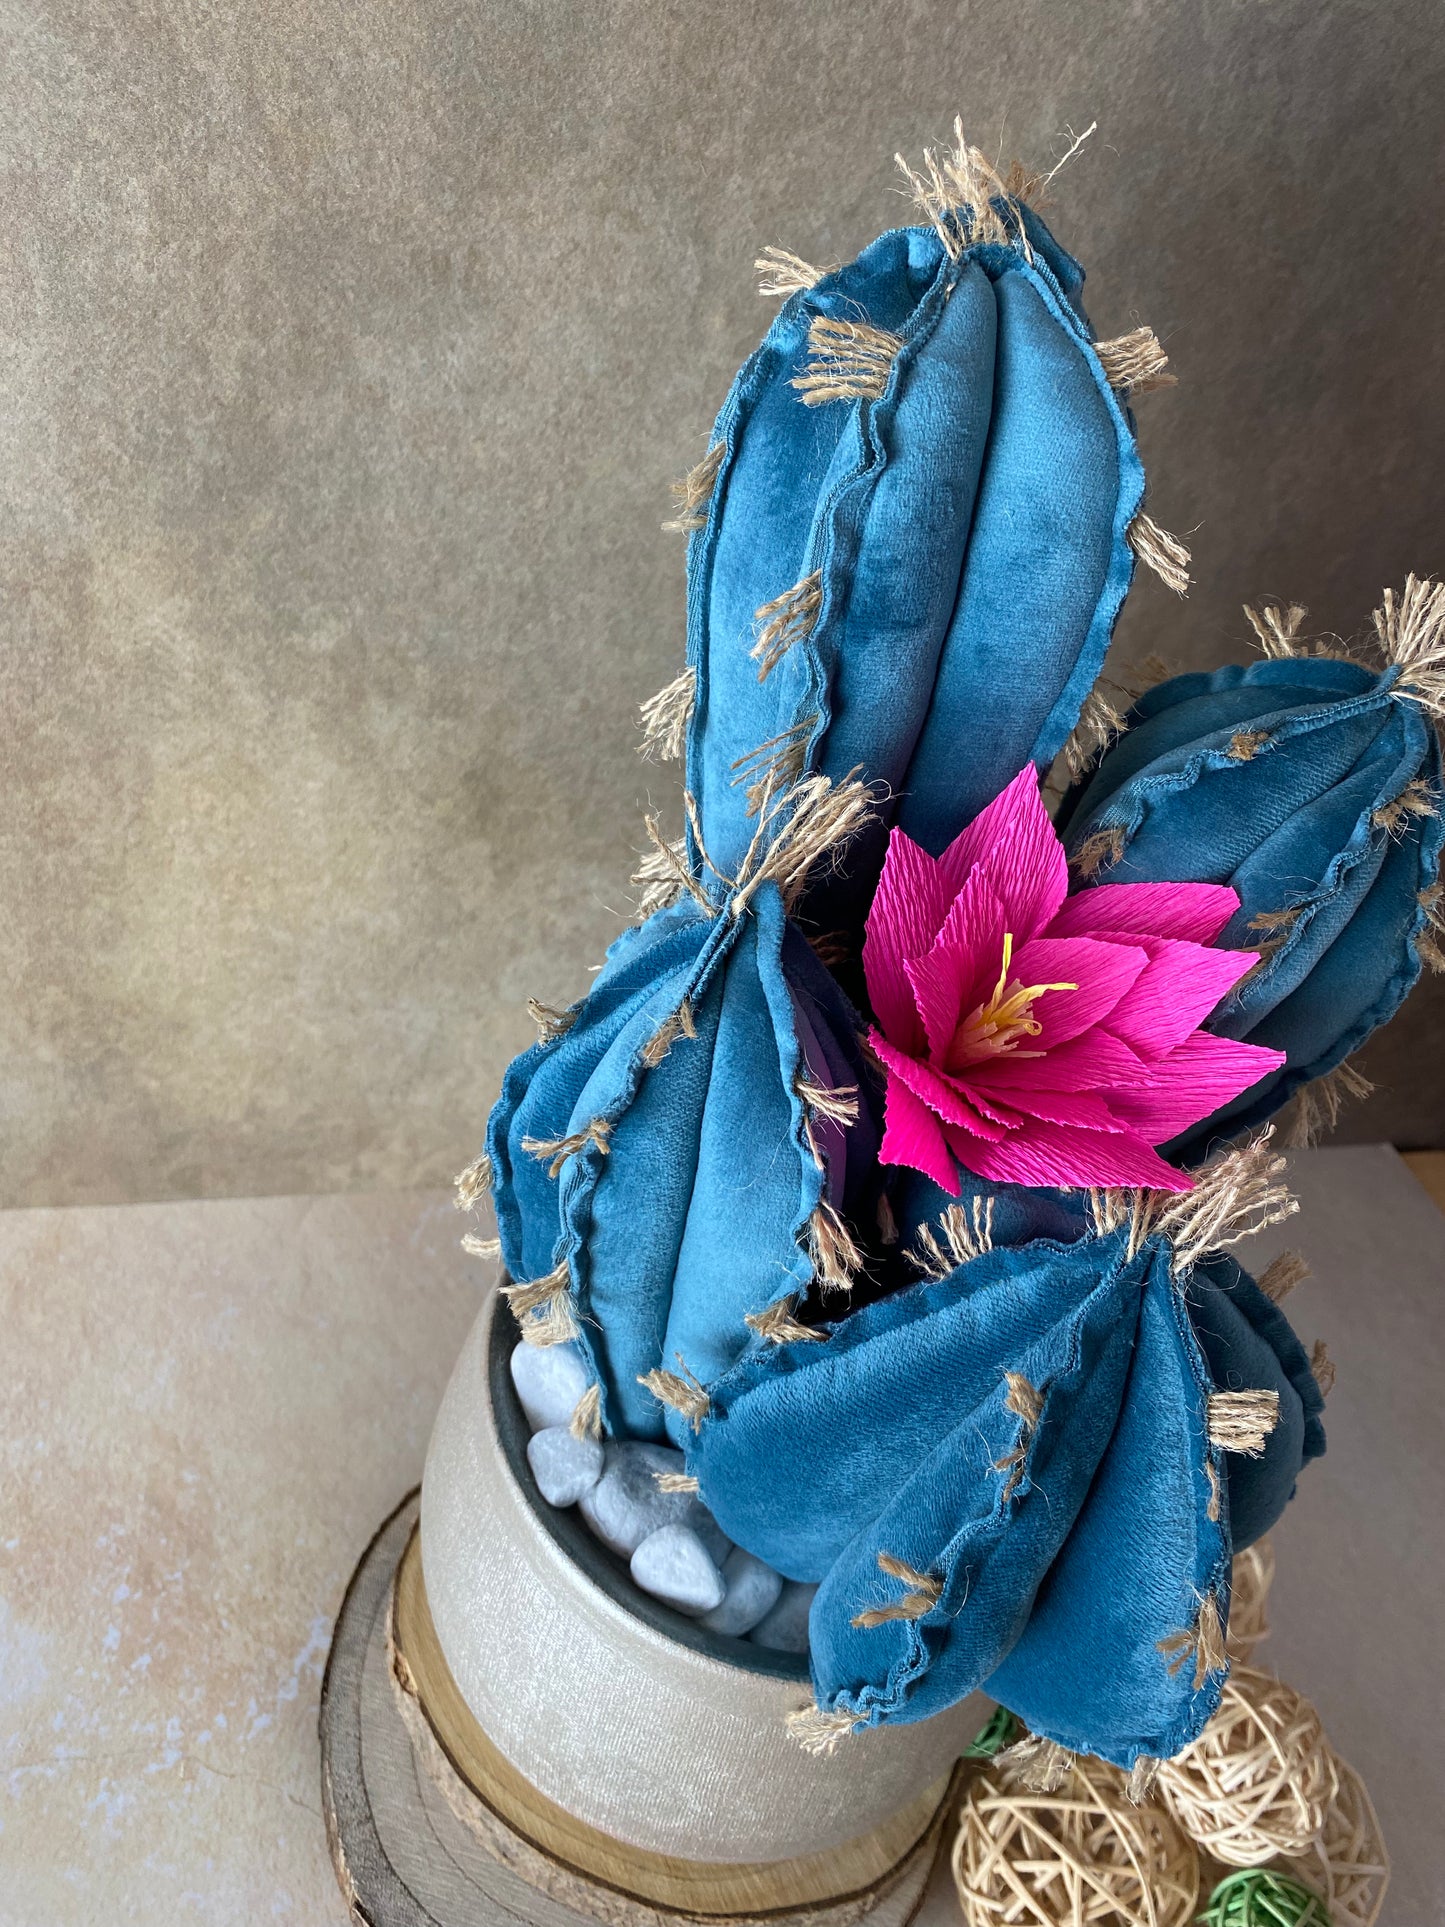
935 767 1068 946
956 1118 1194 1192
879 1073 960 1193
1103 938 1258 1059
1047 881 1241 946
870 1031 1008 1141
1104 1033 1286 1141
905 872 1007 1060
862 830 950 1055
966 1084 1127 1134
1008 935 1149 1051
974 1028 1153 1094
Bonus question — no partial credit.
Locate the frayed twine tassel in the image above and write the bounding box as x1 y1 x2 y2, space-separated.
1158 1589 1229 1692
1060 684 1129 782
569 1383 602 1442
641 999 697 1068
1228 728 1271 762
795 1076 860 1127
527 998 578 1045
997 1733 1075 1794
1127 1756 1162 1804
755 245 834 297
637 666 696 764
1207 1389 1281 1456
1281 1059 1374 1148
752 571 823 679
1204 1456 1223 1524
1090 1127 1298 1275
908 1196 995 1279
1094 326 1175 396
731 718 817 817
787 1703 863 1756
502 1262 570 1318
808 1199 864 1296
876 1191 899 1245
745 1296 824 1344
852 1550 942 1629
504 1266 580 1348
634 813 715 918
1071 824 1127 879
1128 510 1192 596
1239 903 1304 986
1258 1249 1310 1304
454 1152 493 1211
792 316 903 406
662 442 724 534
1244 600 1309 658
521 1117 612 1180
1374 573 1445 720
1373 775 1438 836
993 1370 1044 1501
653 1469 699 1493
730 769 881 917
1310 1339 1337 1397
460 1232 501 1261
637 1355 710 1433
895 118 1030 260
1417 883 1445 972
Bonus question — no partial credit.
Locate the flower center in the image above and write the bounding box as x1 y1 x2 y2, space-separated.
947 932 1078 1069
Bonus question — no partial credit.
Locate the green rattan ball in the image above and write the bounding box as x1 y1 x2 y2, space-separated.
1198 1868 1330 1926
963 1704 1021 1760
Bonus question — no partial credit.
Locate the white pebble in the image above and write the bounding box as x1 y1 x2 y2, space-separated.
699 1548 783 1638
510 1340 590 1433
578 1441 696 1556
748 1580 816 1655
687 1504 732 1567
630 1526 726 1616
526 1426 604 1507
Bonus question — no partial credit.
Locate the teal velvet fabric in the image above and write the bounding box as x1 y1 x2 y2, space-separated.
1059 658 1445 1155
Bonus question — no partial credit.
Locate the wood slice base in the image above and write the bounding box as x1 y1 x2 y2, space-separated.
319 1491 963 1927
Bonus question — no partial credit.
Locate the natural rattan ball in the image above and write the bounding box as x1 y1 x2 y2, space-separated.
1226 1537 1274 1663
1157 1667 1338 1866
953 1756 1200 1927
1282 1749 1390 1927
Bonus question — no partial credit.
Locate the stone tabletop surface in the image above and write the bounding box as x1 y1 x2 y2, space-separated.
3 1146 1442 1926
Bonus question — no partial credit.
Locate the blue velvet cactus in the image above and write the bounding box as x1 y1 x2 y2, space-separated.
1058 585 1445 1159
456 127 1445 1775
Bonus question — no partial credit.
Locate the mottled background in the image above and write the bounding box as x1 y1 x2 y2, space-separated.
4 0 1443 1208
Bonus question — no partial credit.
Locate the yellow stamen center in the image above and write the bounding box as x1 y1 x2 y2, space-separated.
948 932 1078 1070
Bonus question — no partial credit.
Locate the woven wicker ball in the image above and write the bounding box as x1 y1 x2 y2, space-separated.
1157 1667 1338 1866
1281 1749 1390 1927
953 1755 1200 1927
1198 1867 1328 1925
1226 1537 1274 1663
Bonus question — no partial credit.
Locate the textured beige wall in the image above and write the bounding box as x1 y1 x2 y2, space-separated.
4 0 1443 1206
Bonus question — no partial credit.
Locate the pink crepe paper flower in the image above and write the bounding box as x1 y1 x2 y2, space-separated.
862 767 1285 1193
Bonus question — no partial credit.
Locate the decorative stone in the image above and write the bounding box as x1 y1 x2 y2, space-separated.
688 1504 733 1567
509 1340 590 1433
630 1525 726 1616
749 1579 817 1654
699 1547 784 1637
526 1426 604 1507
578 1441 698 1556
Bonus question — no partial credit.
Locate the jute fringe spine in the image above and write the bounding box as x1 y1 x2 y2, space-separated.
1088 1128 1297 1274
1128 511 1192 596
1310 1338 1336 1397
1127 1756 1162 1804
1205 1456 1223 1524
996 1733 1076 1795
786 1703 863 1756
852 1550 942 1628
454 1152 493 1210
1417 882 1445 972
522 1118 612 1180
527 998 578 1045
1372 774 1437 835
1281 1058 1374 1148
727 769 880 917
653 1469 699 1493
502 1262 570 1318
895 118 1025 259
637 1356 710 1432
1207 1389 1280 1455
1227 728 1270 762
752 570 824 679
745 1295 824 1344
876 1191 899 1245
795 1075 860 1126
634 814 714 917
1157 1588 1228 1692
808 1198 864 1295
1373 573 1445 720
731 716 817 816
754 245 834 297
994 1370 1043 1501
637 666 696 763
1071 824 1127 878
662 443 724 534
792 316 903 406
908 1195 996 1278
641 998 696 1068
1094 326 1175 396
569 1383 602 1441
1258 1249 1310 1304
1244 600 1309 658
460 1232 501 1261
1060 684 1129 780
